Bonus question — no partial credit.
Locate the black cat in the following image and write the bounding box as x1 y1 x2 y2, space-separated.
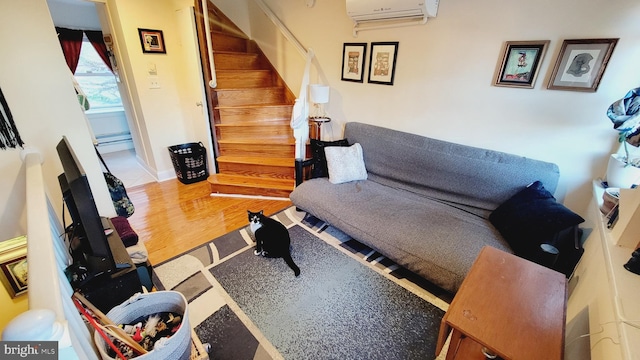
248 210 300 277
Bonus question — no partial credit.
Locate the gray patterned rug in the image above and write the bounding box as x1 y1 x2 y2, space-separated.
153 207 451 360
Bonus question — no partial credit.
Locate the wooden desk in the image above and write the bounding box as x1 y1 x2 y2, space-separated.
436 246 567 360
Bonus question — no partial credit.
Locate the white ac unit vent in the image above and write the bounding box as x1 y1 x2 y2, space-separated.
346 0 439 23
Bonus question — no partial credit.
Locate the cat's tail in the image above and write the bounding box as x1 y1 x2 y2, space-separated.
283 253 301 277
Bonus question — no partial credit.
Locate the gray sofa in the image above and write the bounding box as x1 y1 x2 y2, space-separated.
290 122 561 293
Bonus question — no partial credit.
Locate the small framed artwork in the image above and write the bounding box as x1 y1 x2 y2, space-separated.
547 38 618 92
341 43 367 83
493 40 550 88
0 236 27 298
368 42 399 86
138 28 166 54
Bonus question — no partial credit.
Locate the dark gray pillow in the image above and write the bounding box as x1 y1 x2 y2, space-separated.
489 181 584 262
310 138 349 178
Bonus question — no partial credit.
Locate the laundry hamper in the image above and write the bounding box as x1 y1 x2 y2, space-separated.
168 142 208 184
94 291 191 360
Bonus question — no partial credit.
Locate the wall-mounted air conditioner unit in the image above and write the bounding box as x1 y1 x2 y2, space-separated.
346 0 439 24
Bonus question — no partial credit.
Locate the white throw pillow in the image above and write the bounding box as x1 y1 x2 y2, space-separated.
324 143 368 184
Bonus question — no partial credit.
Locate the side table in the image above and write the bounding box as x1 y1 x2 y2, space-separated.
309 116 330 140
436 246 567 360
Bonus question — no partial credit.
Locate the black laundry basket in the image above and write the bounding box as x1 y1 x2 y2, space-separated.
168 142 208 184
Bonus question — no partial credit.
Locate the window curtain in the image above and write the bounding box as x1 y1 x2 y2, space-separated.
55 27 84 73
84 30 113 72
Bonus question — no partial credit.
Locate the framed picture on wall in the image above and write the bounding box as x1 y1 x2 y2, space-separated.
138 28 166 54
368 42 399 86
0 236 27 298
493 40 550 88
547 38 618 92
341 43 367 83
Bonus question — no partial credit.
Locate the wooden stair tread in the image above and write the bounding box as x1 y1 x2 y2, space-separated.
215 86 283 91
215 120 289 126
214 50 257 55
217 156 294 167
216 104 292 110
217 69 271 74
208 174 294 190
218 138 295 145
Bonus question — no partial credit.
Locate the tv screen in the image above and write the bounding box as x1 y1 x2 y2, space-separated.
56 136 116 275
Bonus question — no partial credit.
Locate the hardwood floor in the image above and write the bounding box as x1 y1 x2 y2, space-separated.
125 179 291 265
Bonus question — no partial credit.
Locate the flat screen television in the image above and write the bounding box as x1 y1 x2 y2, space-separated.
56 136 116 276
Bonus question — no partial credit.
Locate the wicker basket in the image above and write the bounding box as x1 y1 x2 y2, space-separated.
94 291 191 360
168 142 208 184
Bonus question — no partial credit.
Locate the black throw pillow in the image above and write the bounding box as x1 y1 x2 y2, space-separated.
310 138 349 178
489 181 585 262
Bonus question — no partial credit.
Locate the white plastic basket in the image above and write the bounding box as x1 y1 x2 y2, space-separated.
94 291 191 360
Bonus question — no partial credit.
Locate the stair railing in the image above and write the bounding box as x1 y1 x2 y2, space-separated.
2 148 97 359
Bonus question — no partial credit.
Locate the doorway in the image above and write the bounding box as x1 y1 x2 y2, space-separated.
47 0 155 188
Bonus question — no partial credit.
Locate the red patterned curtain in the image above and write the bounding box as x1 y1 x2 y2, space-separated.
84 30 113 72
55 27 84 73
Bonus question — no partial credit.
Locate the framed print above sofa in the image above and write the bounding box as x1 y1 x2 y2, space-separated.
547 38 618 92
493 40 549 89
341 43 367 83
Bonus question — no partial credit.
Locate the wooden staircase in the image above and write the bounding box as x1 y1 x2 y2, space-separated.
198 3 296 198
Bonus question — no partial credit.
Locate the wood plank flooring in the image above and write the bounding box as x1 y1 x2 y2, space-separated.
125 179 291 265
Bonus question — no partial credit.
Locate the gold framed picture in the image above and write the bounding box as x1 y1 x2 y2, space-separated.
0 235 28 298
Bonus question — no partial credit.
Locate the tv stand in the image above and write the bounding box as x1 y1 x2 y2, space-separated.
78 218 141 313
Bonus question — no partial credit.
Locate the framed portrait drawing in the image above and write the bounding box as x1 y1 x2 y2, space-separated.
547 38 618 92
341 43 367 83
0 236 27 298
138 28 166 54
493 40 549 88
368 42 399 86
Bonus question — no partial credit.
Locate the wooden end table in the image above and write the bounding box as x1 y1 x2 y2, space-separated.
436 246 567 360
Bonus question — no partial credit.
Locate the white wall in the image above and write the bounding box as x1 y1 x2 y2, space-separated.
241 0 640 215
0 0 117 243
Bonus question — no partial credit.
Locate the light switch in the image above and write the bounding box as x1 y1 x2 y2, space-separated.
148 62 157 75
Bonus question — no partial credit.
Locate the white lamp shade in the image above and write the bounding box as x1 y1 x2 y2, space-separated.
309 84 330 104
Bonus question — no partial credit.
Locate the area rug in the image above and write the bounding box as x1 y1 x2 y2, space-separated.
153 207 451 360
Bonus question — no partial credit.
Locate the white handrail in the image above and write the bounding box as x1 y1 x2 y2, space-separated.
201 0 217 88
2 148 97 359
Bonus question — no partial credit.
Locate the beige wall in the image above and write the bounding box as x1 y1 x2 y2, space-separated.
241 0 640 215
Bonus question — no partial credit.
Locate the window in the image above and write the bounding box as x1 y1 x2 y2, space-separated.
74 35 122 111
